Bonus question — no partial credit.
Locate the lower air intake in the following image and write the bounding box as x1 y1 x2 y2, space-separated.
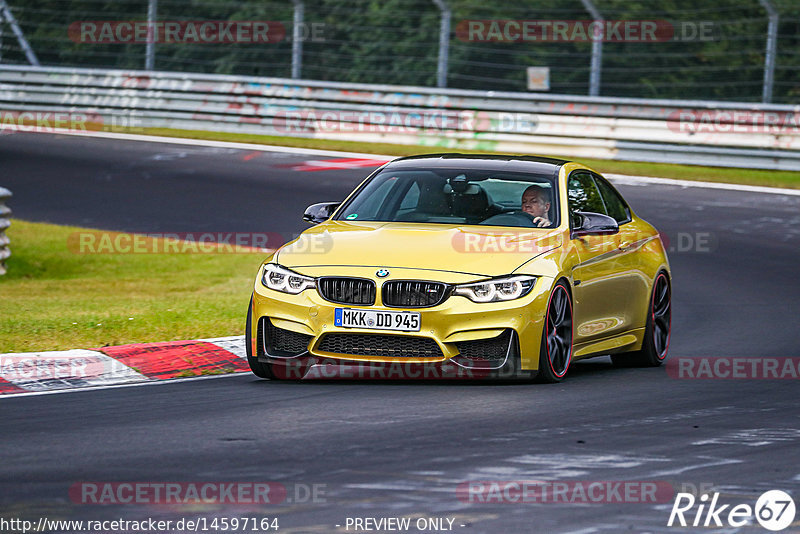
318 333 444 358
455 330 512 361
262 318 312 357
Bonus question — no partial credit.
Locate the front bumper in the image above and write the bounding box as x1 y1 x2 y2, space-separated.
251 268 554 372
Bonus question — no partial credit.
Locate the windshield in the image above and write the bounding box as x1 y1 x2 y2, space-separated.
335 168 559 228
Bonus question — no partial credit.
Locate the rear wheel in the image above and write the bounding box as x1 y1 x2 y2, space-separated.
536 281 573 383
245 296 276 379
611 272 671 367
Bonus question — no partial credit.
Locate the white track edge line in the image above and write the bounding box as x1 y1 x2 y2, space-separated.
605 173 800 197
13 127 395 159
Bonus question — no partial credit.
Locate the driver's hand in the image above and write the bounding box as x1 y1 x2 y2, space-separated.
533 216 550 227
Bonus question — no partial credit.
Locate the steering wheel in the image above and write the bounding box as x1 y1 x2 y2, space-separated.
480 211 543 228
515 211 538 225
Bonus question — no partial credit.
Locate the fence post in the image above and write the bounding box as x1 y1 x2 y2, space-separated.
0 187 12 275
580 0 603 97
432 0 450 88
145 0 157 70
758 0 778 103
291 0 304 79
0 0 39 66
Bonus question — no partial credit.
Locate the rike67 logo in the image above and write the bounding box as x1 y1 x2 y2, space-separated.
668 490 796 531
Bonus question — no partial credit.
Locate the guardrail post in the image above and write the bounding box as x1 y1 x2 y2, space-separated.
0 0 39 66
0 187 11 275
145 0 157 70
291 0 304 79
758 0 778 103
432 0 451 88
580 0 603 97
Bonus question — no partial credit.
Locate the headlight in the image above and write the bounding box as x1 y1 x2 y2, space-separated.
261 264 315 294
454 275 537 303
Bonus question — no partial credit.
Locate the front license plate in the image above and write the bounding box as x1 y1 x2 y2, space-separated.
334 308 421 332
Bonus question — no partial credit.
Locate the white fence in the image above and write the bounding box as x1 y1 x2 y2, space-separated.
1 65 799 170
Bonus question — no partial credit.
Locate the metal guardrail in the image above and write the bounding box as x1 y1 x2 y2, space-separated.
1 65 799 170
0 187 11 275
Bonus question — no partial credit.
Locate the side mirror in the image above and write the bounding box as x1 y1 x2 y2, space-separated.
303 202 341 224
572 211 619 237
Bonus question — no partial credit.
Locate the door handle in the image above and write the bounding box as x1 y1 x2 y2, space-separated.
618 241 633 251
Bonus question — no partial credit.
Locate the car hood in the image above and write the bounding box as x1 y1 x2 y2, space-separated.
275 221 562 278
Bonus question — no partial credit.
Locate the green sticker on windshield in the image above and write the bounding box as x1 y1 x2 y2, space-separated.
346 213 358 220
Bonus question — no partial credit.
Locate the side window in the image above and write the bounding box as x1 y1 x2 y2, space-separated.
593 175 631 224
567 172 607 224
398 181 420 211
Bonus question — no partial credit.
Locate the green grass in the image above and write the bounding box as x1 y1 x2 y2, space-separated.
0 220 268 352
132 127 800 189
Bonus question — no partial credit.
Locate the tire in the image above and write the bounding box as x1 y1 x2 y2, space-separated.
535 280 573 383
245 295 276 379
611 272 671 368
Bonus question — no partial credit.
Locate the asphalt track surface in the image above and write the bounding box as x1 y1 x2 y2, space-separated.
2 132 799 533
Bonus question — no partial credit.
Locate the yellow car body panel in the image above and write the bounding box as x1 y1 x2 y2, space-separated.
277 221 564 278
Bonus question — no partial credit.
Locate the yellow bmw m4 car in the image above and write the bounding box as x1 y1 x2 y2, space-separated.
246 154 671 382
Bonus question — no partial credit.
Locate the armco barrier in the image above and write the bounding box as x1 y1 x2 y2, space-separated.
0 187 11 275
1 65 799 170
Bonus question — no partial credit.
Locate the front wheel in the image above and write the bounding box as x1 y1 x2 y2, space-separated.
536 280 573 383
611 272 671 367
245 296 276 379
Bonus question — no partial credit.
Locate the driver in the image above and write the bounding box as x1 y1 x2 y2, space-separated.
521 185 551 227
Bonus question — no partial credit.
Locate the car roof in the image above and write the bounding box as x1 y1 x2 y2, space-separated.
384 153 569 177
